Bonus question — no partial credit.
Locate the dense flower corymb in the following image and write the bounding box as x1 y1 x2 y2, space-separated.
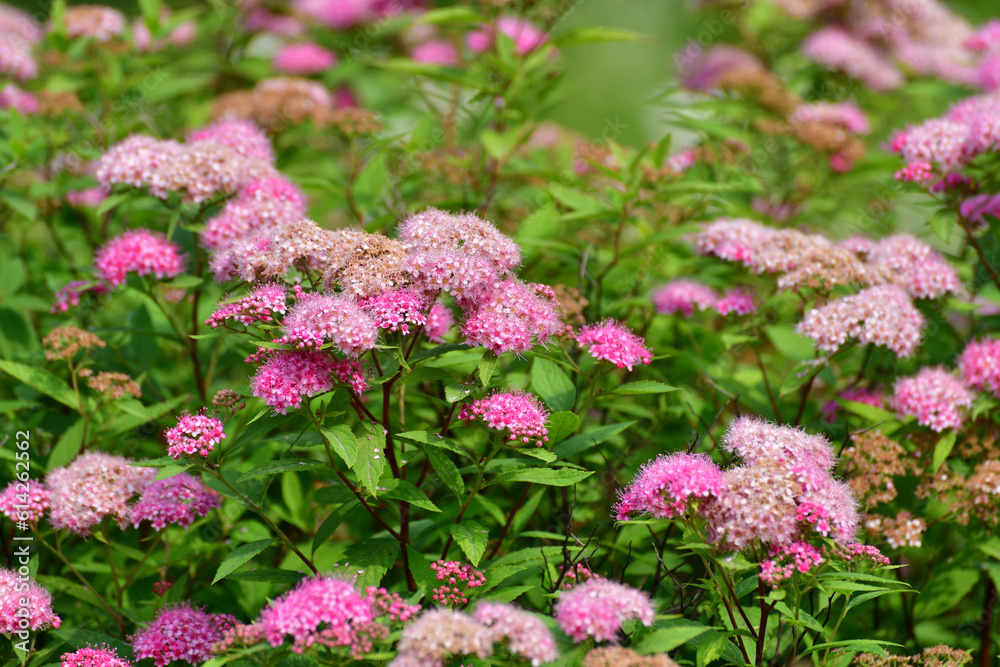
390 609 494 667
576 320 652 371
45 452 156 535
165 412 226 459
958 337 1000 397
130 473 220 530
251 349 340 414
60 645 132 667
273 42 337 75
651 280 717 317
188 119 275 164
890 366 974 431
459 389 549 447
132 603 236 667
473 602 558 666
615 452 725 520
460 280 563 355
277 292 379 356
1 567 61 634
554 579 655 643
94 229 185 286
0 479 50 522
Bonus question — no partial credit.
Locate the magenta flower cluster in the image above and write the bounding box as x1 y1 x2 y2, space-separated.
429 560 486 607
459 389 550 447
576 320 652 371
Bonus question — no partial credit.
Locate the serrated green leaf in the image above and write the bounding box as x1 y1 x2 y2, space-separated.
478 350 500 386
612 381 679 395
444 382 475 404
340 538 399 588
0 360 78 409
238 459 326 482
322 424 358 467
381 478 442 512
545 411 579 445
422 445 464 497
486 466 593 487
352 422 386 496
451 519 488 566
312 499 360 555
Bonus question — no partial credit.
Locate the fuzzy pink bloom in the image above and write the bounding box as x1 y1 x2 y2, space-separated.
704 465 800 550
615 452 725 521
294 0 374 29
1 567 60 633
206 283 288 329
795 476 859 543
714 288 755 316
665 147 698 174
795 285 925 358
576 320 652 371
165 412 226 459
244 9 305 36
724 416 837 471
130 473 220 530
979 54 1000 92
391 609 493 666
188 120 274 164
651 280 718 317
960 194 1000 226
0 36 36 80
467 17 549 56
132 603 236 667
759 541 824 585
461 280 563 355
554 579 654 643
802 27 904 91
894 119 969 171
839 236 875 255
203 176 306 251
95 135 183 189
359 289 430 335
473 602 558 666
965 20 1000 51
60 646 131 667
891 366 975 431
251 349 339 414
273 42 337 75
696 217 773 264
790 102 870 134
430 560 486 607
257 576 376 654
459 389 549 447
959 338 1000 397
846 543 891 565
0 82 36 113
147 142 274 204
45 452 156 535
822 386 885 422
679 45 762 90
330 358 371 393
94 229 184 286
277 292 379 356
425 303 454 343
66 187 107 208
868 234 961 299
0 479 50 523
412 40 459 66
61 5 125 42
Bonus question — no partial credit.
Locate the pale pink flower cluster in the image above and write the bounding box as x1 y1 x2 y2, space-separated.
803 28 904 91
277 292 379 356
165 412 226 459
45 452 157 535
459 390 549 447
473 602 558 666
188 120 275 163
890 366 974 431
202 176 306 255
0 479 50 522
576 320 652 371
61 5 125 42
130 473 220 530
425 303 454 343
958 337 1000 397
867 234 960 299
615 452 725 521
696 217 773 263
412 40 460 66
390 609 494 667
759 541 824 585
430 560 486 607
0 11 38 80
460 280 563 355
60 645 132 667
251 349 339 413
95 135 182 189
652 280 756 317
273 42 337 75
680 45 762 91
93 229 184 286
206 284 288 329
0 567 61 633
553 579 654 643
796 285 925 358
359 289 430 335
294 0 375 30
146 140 275 204
66 187 107 208
790 102 870 134
132 603 236 667
0 82 37 113
467 17 549 56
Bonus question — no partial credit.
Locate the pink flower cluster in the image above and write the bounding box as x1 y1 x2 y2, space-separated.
1 567 61 633
60 5 125 42
277 292 379 356
206 284 288 329
95 135 182 189
473 602 558 666
802 28 904 91
390 609 493 667
188 119 274 163
60 645 132 667
273 42 337 75
460 280 563 355
0 82 37 113
251 349 339 413
890 366 974 431
202 176 307 252
132 603 236 667
0 9 38 81
958 337 1000 397
459 390 549 447
615 452 725 520
790 102 870 134
759 541 824 585
652 280 755 317
467 17 549 56
359 289 430 335
93 229 184 286
796 285 925 358
0 479 50 522
866 234 960 299
553 579 655 643
425 303 454 343
165 412 226 459
430 560 486 607
576 320 652 371
846 543 891 566
129 473 220 530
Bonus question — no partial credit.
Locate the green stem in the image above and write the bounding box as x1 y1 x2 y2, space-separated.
440 441 503 560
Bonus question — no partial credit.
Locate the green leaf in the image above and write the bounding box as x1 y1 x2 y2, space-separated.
54 629 132 657
0 360 78 409
381 478 442 512
546 411 579 445
352 422 386 496
478 350 500 386
153 463 190 481
779 360 825 397
212 539 274 584
799 640 901 659
928 208 956 243
451 519 488 566
422 445 464 497
322 425 358 468
312 499 361 555
531 357 576 412
486 466 593 487
238 459 326 481
417 6 481 24
696 633 731 667
612 381 679 395
48 419 85 470
407 545 437 592
0 189 38 220
340 538 399 588
931 430 958 473
226 414 291 458
554 421 635 459
553 25 655 47
397 430 473 460
444 382 475 404
634 625 710 654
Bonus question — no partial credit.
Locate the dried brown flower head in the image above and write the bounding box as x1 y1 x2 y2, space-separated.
43 326 106 361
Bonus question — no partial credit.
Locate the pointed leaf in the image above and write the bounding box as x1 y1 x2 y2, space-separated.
212 539 274 584
451 519 488 566
352 422 386 496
